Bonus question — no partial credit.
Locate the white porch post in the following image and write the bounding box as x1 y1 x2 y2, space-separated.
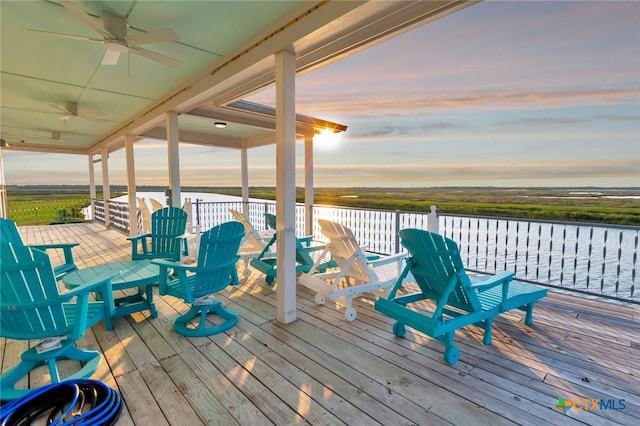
0 148 7 218
101 147 110 228
304 133 314 236
125 135 137 236
88 155 96 221
275 46 297 324
166 111 181 207
241 143 249 214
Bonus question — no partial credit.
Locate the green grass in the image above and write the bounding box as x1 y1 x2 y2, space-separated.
8 198 90 226
6 186 123 226
202 186 640 226
6 185 640 226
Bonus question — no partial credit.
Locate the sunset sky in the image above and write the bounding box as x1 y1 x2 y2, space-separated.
3 0 639 188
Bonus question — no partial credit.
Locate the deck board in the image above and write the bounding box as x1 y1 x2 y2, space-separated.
1 223 638 425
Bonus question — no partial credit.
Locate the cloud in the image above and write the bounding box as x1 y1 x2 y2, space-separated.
310 159 639 187
295 89 640 118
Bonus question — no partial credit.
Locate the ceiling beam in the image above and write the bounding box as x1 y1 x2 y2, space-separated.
2 143 86 155
140 127 242 149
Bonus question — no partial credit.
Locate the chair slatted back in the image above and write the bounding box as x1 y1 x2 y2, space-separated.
190 221 244 298
399 229 482 313
149 198 164 212
137 197 152 233
0 243 70 340
265 213 318 265
318 219 373 283
151 207 188 256
0 217 24 245
229 209 269 252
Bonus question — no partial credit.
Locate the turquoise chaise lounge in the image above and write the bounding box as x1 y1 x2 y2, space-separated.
375 228 548 365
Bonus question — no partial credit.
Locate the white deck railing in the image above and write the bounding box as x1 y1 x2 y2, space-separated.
93 198 638 304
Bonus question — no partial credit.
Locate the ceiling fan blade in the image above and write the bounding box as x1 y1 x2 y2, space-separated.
77 111 107 121
51 103 74 115
129 46 181 68
102 49 121 65
125 28 178 46
79 111 106 118
60 1 110 37
27 29 102 43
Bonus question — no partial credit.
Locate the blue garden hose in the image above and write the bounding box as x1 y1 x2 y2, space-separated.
0 379 122 426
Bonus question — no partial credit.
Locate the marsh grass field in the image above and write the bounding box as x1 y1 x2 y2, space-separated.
6 185 640 226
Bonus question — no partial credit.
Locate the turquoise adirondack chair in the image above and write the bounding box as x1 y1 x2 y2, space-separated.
129 206 188 261
0 242 116 400
374 228 548 365
152 221 245 337
249 213 334 285
0 217 79 280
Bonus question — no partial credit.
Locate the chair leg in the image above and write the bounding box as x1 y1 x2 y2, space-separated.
231 269 240 286
482 317 494 346
524 303 534 325
173 299 239 337
0 340 101 401
343 295 357 321
440 332 460 365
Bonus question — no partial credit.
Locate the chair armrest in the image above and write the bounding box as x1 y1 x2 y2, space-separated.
3 272 118 311
127 233 151 242
30 242 79 250
65 271 119 297
469 271 514 297
367 252 406 266
152 259 192 295
31 243 79 272
129 233 152 258
299 235 314 245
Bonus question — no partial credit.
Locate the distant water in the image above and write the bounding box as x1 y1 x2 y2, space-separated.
85 191 263 220
112 191 263 207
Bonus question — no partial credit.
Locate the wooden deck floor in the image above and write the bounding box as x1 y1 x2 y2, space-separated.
2 223 639 425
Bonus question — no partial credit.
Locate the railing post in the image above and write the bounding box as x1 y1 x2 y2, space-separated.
183 198 193 228
428 205 439 234
195 199 201 226
395 210 401 254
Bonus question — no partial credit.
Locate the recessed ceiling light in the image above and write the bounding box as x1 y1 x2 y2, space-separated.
214 122 226 128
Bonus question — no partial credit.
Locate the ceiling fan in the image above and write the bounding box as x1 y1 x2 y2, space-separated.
37 131 65 143
52 101 105 120
28 1 181 67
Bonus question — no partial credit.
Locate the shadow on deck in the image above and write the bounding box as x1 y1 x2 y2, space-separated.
2 223 638 425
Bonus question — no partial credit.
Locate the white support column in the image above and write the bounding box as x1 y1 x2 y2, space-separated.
304 133 314 236
241 142 249 214
88 155 96 221
166 111 181 207
125 135 137 236
0 148 7 218
101 147 110 228
275 46 297 324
